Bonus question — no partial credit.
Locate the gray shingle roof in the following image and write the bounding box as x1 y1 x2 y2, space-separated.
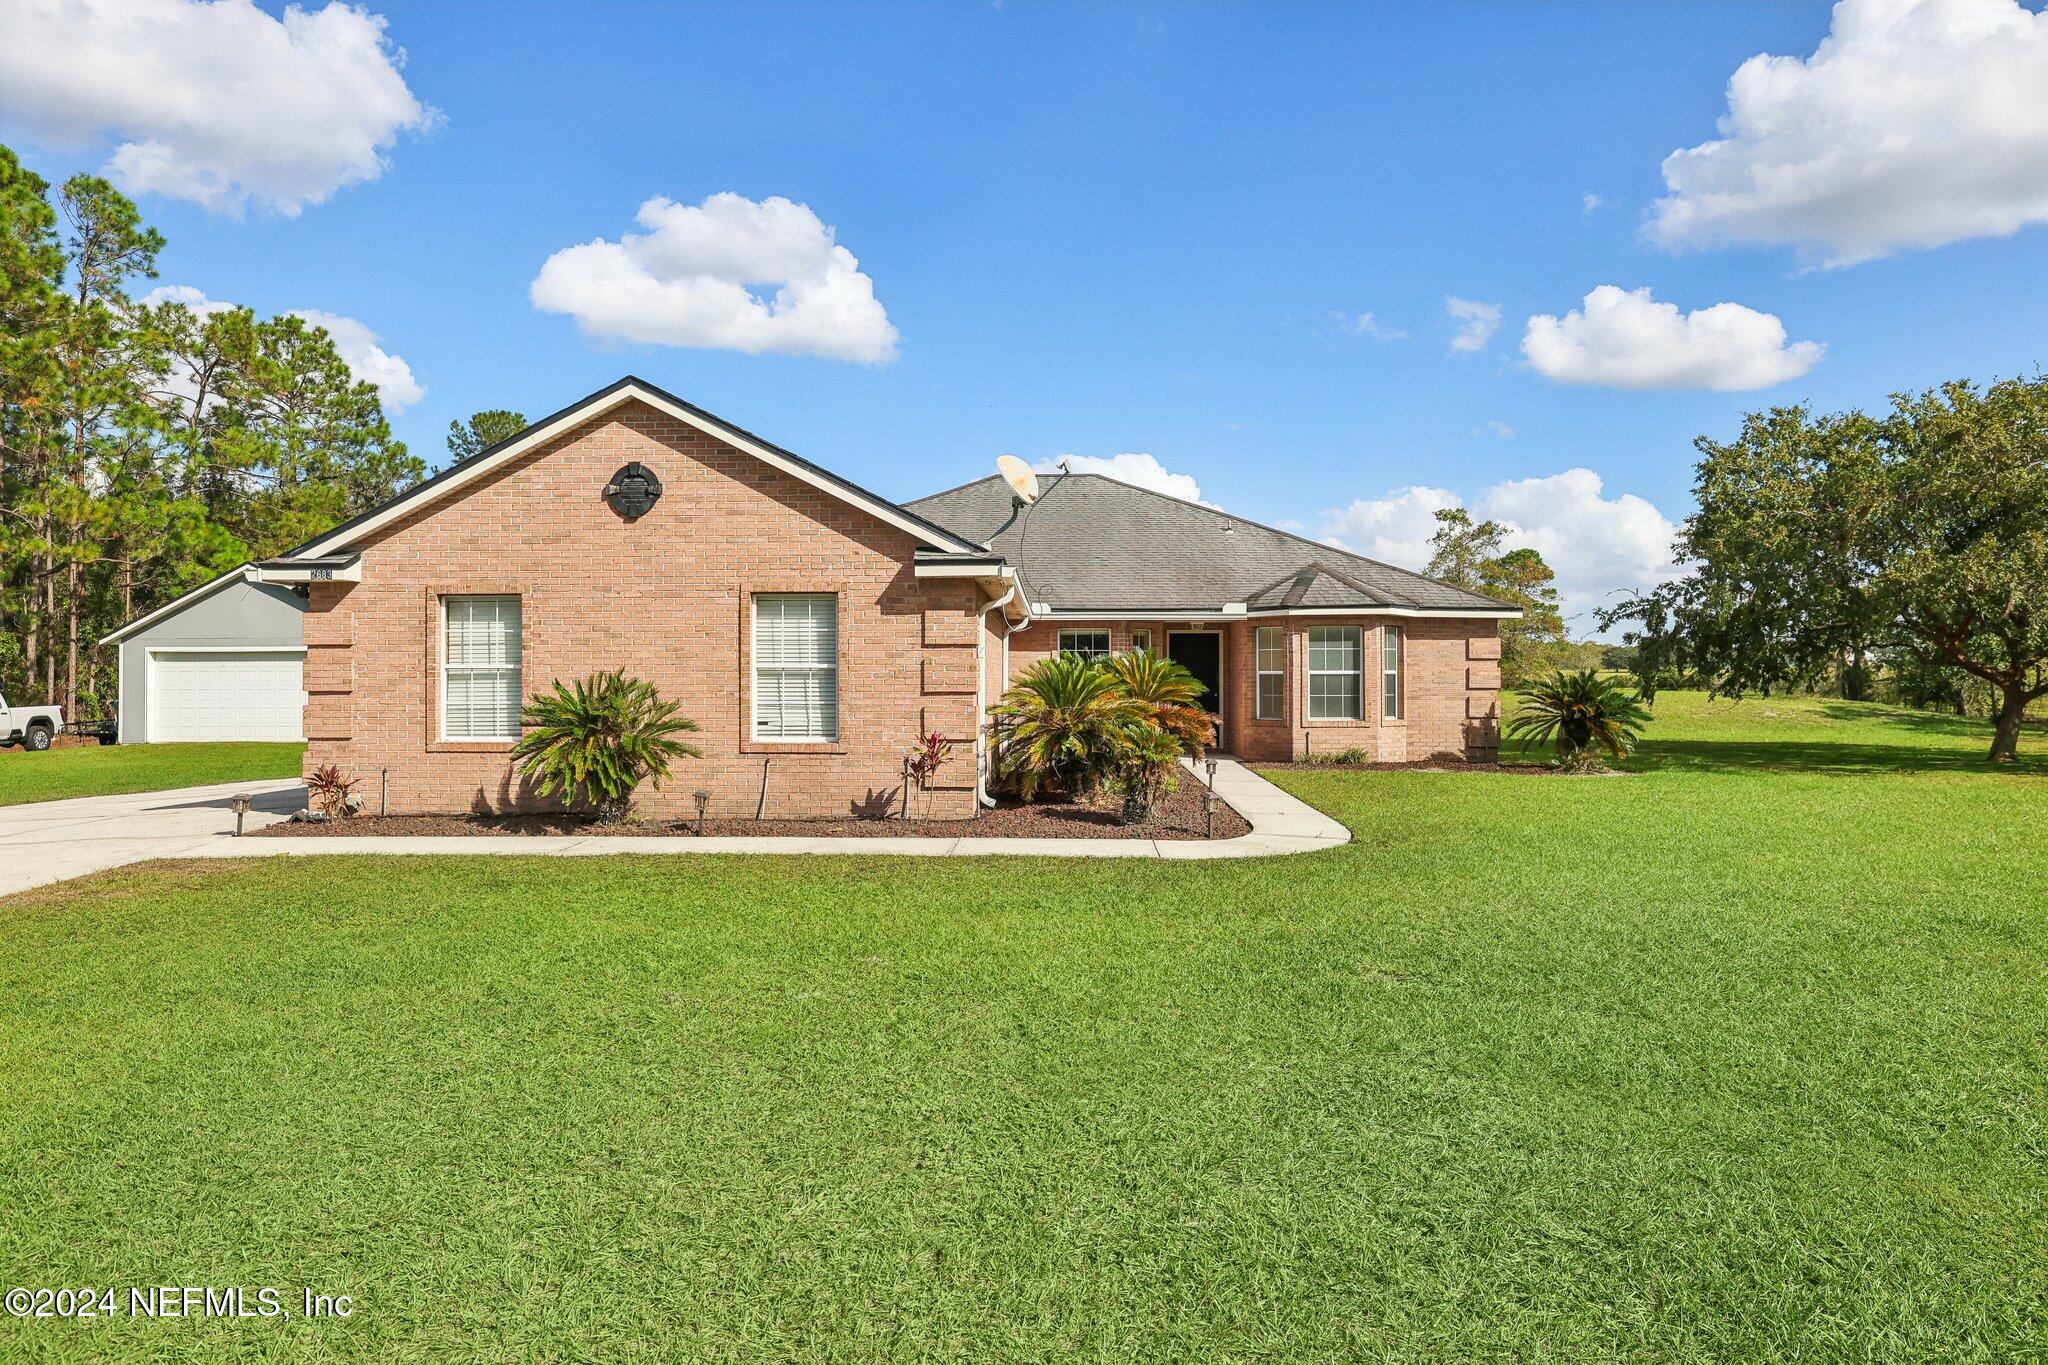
904 473 1510 614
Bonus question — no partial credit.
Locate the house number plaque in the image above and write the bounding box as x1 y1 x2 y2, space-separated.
604 462 662 520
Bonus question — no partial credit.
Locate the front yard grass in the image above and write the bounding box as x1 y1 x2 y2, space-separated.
0 741 303 807
0 694 2043 1360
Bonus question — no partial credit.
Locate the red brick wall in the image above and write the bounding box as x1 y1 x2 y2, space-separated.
303 401 983 820
1006 615 1501 762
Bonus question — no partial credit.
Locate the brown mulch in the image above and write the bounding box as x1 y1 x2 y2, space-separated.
253 779 1249 841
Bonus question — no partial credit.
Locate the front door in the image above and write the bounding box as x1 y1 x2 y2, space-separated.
1167 631 1224 748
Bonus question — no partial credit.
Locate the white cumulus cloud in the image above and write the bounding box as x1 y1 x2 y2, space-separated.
531 192 899 363
1318 470 1681 629
1319 485 1462 569
1650 0 2048 267
289 308 424 411
1445 296 1500 353
1033 453 1210 506
1474 469 1681 623
0 0 436 216
142 285 423 410
1521 285 1822 391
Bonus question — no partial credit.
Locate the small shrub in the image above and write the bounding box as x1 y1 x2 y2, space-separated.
1307 746 1372 766
903 731 954 818
1103 649 1216 756
307 764 360 819
992 654 1143 801
1107 721 1183 823
512 671 701 823
1507 669 1651 769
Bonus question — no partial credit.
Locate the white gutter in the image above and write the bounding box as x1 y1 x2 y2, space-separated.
975 579 1020 809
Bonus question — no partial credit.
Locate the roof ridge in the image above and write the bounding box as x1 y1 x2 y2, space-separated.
1017 472 1493 604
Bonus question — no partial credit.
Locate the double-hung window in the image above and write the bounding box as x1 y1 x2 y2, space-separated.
1381 625 1402 720
1254 626 1284 720
442 595 522 740
1057 630 1111 662
753 593 839 741
1130 628 1153 654
1306 625 1363 720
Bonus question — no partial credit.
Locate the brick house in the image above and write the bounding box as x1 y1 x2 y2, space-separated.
248 377 1515 820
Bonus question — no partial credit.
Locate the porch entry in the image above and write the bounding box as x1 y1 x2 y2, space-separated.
1166 630 1225 752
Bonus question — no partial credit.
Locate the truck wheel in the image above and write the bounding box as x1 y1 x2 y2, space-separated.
24 725 52 752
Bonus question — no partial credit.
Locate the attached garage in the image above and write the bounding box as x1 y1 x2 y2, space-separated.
105 569 307 744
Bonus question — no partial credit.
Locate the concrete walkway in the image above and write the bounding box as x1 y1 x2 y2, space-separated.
0 759 1349 898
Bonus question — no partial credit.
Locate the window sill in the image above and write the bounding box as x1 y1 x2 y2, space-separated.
429 738 518 754
741 740 847 756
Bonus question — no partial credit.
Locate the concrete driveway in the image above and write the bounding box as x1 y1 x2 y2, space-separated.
0 779 304 899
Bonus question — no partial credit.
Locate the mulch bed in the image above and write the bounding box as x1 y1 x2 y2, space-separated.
254 778 1249 841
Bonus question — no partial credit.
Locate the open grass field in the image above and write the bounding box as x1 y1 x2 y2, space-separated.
0 741 304 808
0 693 2043 1360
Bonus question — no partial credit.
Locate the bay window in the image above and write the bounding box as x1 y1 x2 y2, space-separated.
1255 626 1284 720
1306 625 1362 720
1382 625 1402 720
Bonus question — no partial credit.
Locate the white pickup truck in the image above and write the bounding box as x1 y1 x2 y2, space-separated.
0 695 63 751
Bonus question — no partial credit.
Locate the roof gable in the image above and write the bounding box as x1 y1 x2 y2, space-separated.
291 377 982 559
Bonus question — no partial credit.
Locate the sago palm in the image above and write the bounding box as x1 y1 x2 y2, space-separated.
991 654 1142 800
511 671 701 822
1506 668 1651 768
1103 648 1216 756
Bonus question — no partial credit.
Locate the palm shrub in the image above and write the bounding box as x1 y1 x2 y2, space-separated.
1107 722 1185 823
511 671 702 823
1102 649 1214 818
1103 648 1216 755
991 653 1143 801
1506 668 1651 769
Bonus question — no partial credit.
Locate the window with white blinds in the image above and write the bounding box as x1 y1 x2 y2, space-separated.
1255 626 1284 719
442 595 522 740
753 593 839 741
1307 625 1363 720
1382 625 1402 720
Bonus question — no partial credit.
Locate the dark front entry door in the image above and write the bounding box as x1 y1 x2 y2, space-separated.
1167 632 1223 742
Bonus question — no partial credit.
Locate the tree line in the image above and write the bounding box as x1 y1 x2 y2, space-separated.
1604 377 2048 761
0 142 434 716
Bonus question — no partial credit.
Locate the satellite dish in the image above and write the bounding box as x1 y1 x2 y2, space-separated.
996 453 1040 505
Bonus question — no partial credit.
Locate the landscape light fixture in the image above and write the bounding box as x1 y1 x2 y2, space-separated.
230 793 251 837
693 789 710 835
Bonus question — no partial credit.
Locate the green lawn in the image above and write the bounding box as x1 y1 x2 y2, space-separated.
0 741 303 807
1 694 2043 1361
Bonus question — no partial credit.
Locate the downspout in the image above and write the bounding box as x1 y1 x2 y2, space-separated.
976 579 1019 809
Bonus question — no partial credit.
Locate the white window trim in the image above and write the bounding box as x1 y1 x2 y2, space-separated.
1254 626 1284 721
1130 628 1153 654
1056 629 1112 662
751 593 841 744
1307 625 1364 721
1382 625 1402 721
440 595 523 742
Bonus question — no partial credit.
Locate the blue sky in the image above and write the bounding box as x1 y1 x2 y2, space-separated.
6 0 2048 631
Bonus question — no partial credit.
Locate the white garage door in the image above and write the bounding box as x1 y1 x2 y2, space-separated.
151 650 305 742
